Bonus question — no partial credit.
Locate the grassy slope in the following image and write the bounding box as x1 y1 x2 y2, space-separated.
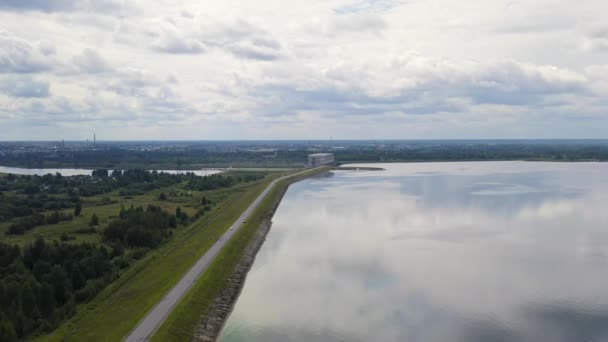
36 179 273 342
151 167 329 341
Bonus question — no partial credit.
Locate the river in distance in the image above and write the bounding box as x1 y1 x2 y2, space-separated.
0 166 221 176
219 161 608 342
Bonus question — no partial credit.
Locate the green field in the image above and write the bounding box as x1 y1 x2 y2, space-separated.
0 184 206 246
151 167 329 341
0 169 279 247
34 176 279 341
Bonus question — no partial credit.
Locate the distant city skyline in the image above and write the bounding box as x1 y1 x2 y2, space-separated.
1 0 607 140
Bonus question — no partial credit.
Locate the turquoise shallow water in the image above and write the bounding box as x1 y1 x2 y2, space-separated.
220 162 608 342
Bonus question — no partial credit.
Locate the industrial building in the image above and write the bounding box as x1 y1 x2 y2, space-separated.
308 153 335 167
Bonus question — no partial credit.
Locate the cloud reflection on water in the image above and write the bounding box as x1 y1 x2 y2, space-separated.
220 162 608 342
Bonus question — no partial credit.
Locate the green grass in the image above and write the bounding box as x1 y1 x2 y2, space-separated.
35 179 273 342
151 167 329 341
0 183 207 246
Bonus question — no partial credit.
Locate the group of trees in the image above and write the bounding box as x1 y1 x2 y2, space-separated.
187 173 264 191
1 170 260 238
0 170 192 199
103 205 178 248
1 170 210 236
7 211 74 235
0 192 79 222
0 198 210 339
0 239 120 341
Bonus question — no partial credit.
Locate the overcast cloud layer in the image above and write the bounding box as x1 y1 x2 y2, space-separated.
0 0 607 140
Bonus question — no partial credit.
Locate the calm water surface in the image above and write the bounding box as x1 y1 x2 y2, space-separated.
0 166 221 176
220 162 608 342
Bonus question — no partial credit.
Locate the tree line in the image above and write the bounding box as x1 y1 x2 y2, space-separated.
0 192 79 222
0 148 308 169
187 173 264 191
0 170 191 198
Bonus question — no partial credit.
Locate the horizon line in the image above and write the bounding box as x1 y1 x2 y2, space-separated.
2 138 608 143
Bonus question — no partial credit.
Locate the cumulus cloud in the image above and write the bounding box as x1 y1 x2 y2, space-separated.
151 29 206 54
334 0 403 14
0 0 135 14
104 68 163 97
227 39 282 61
330 13 386 36
36 41 57 56
0 75 50 98
72 48 112 73
249 54 590 120
1 0 608 139
205 19 283 60
0 30 53 73
581 27 608 52
147 17 282 60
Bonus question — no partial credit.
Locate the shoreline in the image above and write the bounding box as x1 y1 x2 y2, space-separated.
192 170 325 341
2 158 606 174
337 158 607 165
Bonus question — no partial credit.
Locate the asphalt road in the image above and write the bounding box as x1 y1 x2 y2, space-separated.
124 169 314 341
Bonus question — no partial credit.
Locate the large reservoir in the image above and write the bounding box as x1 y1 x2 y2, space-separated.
220 162 608 342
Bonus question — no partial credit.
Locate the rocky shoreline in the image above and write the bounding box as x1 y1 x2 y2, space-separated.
192 180 290 342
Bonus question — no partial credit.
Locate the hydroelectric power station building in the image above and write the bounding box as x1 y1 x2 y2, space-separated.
308 153 335 167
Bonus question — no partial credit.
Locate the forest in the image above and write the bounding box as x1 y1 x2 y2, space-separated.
0 202 185 340
0 169 271 340
0 239 117 340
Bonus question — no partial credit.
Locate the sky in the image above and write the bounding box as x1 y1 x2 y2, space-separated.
0 0 607 140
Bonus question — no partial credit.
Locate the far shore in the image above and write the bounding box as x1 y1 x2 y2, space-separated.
338 158 607 165
332 166 385 171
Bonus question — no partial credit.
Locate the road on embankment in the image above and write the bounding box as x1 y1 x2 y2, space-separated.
124 168 322 342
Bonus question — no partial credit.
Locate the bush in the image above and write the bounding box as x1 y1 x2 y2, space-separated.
74 227 97 234
46 211 73 225
74 279 106 302
130 248 150 260
7 214 46 235
113 256 130 269
74 203 82 217
89 214 99 227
